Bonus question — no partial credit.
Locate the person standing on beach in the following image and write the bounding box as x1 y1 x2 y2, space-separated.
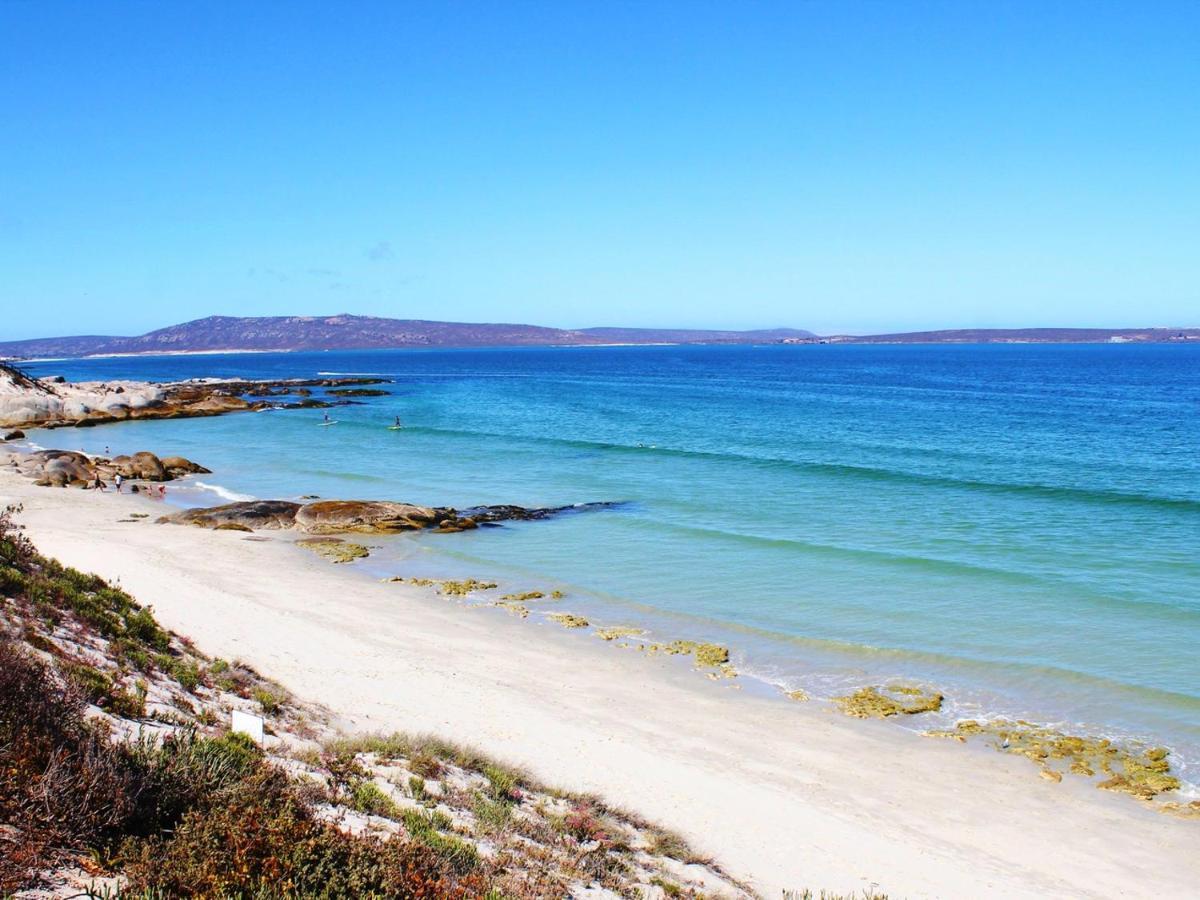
114 473 123 493
93 475 106 491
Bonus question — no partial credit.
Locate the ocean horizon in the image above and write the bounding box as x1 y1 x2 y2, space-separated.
20 342 1200 793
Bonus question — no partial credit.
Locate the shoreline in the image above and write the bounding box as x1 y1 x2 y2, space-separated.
7 431 1199 798
4 470 1198 897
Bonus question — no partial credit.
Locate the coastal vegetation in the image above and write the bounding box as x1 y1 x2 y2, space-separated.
0 504 754 897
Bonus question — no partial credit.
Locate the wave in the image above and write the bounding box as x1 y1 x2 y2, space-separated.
293 468 394 484
408 425 1200 512
616 516 1200 621
190 481 255 503
316 371 536 378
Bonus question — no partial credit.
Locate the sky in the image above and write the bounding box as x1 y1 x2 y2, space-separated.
1 1 1197 339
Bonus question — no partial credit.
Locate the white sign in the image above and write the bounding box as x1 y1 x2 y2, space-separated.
231 709 265 744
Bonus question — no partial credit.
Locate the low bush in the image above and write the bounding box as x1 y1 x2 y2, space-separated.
0 636 136 892
350 779 400 818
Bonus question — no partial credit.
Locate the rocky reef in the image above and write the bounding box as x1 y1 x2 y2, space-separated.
159 498 621 536
925 718 1186 801
0 362 392 430
296 537 372 563
549 613 590 629
834 685 944 718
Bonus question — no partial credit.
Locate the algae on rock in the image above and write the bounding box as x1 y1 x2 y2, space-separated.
924 718 1183 802
549 613 589 629
595 627 645 641
297 538 370 563
834 685 943 719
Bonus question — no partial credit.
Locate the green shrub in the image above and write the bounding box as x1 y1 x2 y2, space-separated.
252 686 286 714
124 729 263 836
472 793 513 831
646 826 694 861
401 810 478 875
483 764 522 803
64 661 114 706
107 681 147 719
121 768 486 897
350 779 400 818
409 750 444 780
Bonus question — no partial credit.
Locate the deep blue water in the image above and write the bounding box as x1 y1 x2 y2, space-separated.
20 343 1200 786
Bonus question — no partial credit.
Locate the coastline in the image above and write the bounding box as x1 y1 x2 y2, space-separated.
4 470 1197 898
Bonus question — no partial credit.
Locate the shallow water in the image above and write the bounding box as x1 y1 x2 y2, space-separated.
21 343 1200 788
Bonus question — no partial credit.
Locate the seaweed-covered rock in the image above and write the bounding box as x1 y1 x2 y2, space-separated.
835 685 943 718
549 613 590 629
294 500 441 534
158 500 302 530
295 537 370 563
595 626 645 641
926 719 1183 801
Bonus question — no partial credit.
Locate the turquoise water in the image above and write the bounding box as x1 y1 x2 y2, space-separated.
21 344 1200 786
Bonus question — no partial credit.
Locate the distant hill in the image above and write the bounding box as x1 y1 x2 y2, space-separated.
821 327 1200 344
0 315 815 359
3 316 1197 360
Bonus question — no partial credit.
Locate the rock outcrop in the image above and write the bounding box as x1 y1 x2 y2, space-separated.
160 456 213 477
0 363 392 430
4 449 209 489
158 498 621 535
293 500 441 534
160 500 303 530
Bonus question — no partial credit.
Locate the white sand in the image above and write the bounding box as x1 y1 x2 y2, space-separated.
4 472 1197 899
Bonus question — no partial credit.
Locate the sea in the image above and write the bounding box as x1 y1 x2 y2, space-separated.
18 343 1200 789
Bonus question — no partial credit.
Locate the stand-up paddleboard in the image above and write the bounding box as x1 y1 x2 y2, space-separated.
386 425 404 430
319 420 338 427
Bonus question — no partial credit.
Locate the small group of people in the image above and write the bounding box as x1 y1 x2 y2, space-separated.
90 472 122 492
89 472 167 499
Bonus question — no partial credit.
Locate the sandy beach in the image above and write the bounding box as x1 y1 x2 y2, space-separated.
4 470 1197 899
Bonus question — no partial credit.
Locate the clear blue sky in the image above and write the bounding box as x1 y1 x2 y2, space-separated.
2 1 1197 339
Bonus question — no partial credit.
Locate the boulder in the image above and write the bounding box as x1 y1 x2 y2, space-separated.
160 456 212 477
3 430 24 441
293 500 441 534
158 500 302 530
36 470 72 487
18 450 95 484
110 451 167 481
